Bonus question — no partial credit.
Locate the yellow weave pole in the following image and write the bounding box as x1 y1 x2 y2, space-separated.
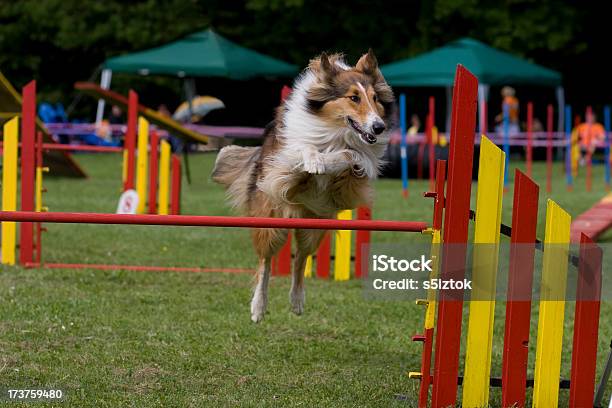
121 149 128 188
158 140 171 215
1 117 19 265
334 209 352 281
135 117 149 214
532 200 571 408
462 136 505 407
35 166 49 212
304 255 313 278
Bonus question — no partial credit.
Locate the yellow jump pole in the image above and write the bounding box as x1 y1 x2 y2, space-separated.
1 117 19 265
158 140 171 215
334 209 352 281
304 255 313 278
135 117 149 214
462 136 505 407
532 200 571 408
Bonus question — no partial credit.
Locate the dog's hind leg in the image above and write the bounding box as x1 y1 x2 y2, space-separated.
251 228 288 323
291 228 327 315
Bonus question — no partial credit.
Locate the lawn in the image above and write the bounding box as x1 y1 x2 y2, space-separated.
1 152 611 407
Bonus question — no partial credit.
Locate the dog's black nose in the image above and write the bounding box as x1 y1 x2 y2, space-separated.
372 121 386 135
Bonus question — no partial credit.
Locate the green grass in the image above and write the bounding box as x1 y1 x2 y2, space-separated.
1 152 611 407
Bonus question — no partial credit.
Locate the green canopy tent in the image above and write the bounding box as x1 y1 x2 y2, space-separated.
381 38 564 131
96 28 298 123
104 28 297 79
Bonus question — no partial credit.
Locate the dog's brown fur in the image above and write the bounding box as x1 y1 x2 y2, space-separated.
212 50 394 322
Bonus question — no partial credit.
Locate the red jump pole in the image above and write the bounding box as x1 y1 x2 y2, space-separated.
35 131 44 264
19 81 36 266
527 102 533 177
569 234 602 407
428 96 436 191
148 131 159 214
501 169 539 407
123 90 138 191
275 232 292 276
417 159 446 408
316 233 331 279
546 104 554 193
354 206 372 278
170 154 181 215
431 65 478 408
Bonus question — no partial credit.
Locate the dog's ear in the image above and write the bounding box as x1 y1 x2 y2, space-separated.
356 48 378 75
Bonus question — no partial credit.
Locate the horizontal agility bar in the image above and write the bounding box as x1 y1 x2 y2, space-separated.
0 142 123 153
27 262 252 274
0 211 428 232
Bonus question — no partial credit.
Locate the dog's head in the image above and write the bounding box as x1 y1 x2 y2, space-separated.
306 50 395 146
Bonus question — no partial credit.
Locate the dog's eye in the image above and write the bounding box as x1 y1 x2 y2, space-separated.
350 95 360 103
373 94 378 103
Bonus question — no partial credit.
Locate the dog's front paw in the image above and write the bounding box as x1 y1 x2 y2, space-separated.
290 288 305 315
302 151 325 174
250 291 267 323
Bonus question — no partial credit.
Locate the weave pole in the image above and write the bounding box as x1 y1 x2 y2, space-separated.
605 105 611 190
399 93 409 197
123 90 138 191
431 65 478 408
546 104 554 193
19 81 36 266
354 206 371 279
1 117 19 265
502 103 510 188
526 101 533 177
148 131 159 214
501 169 539 407
586 106 593 192
565 105 573 191
428 96 436 191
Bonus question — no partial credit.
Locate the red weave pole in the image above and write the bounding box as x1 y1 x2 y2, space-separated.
586 106 593 192
170 154 181 215
527 102 533 177
19 80 36 266
148 131 159 214
569 233 602 408
0 211 428 231
124 90 138 191
276 232 292 275
417 159 446 408
354 206 371 278
501 169 539 408
429 96 436 190
316 233 331 278
431 65 478 408
546 104 554 193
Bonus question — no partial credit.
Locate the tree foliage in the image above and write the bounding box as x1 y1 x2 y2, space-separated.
0 0 601 118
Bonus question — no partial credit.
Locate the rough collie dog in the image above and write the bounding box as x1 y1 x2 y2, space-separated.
212 50 394 322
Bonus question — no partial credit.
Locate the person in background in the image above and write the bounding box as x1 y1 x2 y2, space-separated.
495 86 520 135
109 105 123 124
576 111 605 165
408 114 420 135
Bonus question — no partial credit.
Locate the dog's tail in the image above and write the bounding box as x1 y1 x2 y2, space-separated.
212 145 261 211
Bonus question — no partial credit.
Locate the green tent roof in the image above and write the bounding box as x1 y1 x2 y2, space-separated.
104 29 298 79
381 38 561 87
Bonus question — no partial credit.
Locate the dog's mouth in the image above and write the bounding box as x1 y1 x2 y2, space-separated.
347 117 377 145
